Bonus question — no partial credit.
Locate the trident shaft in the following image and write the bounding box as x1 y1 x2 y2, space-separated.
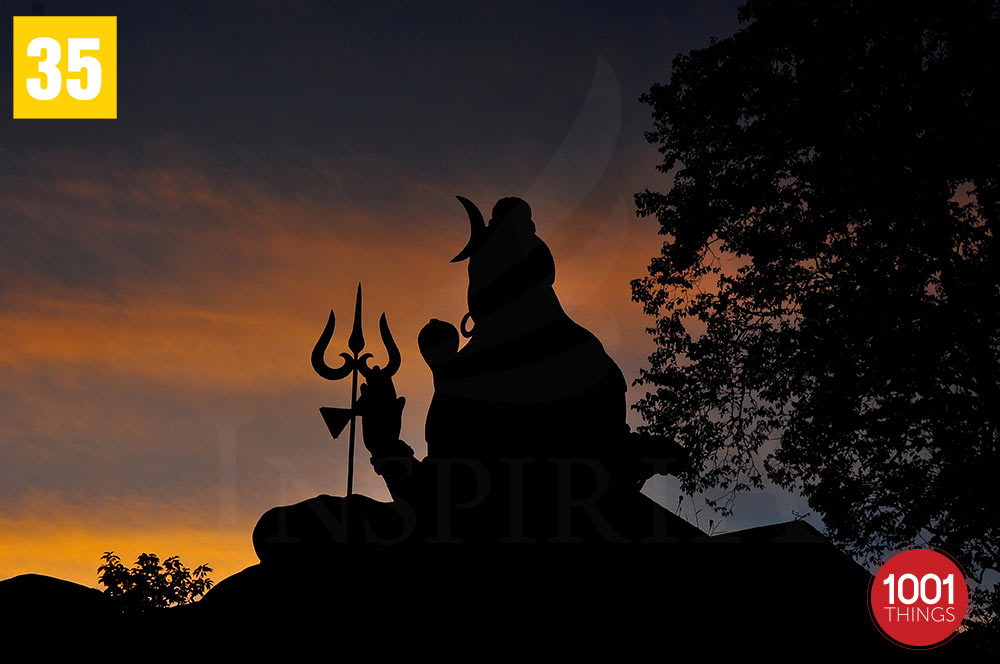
310 283 400 496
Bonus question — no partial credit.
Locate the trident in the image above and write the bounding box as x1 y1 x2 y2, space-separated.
310 283 400 496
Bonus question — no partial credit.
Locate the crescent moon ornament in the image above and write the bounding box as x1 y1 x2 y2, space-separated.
451 195 486 263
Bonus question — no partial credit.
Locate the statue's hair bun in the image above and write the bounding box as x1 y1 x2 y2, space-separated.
490 197 534 234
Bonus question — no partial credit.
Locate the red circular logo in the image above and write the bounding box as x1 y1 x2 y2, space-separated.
869 546 968 648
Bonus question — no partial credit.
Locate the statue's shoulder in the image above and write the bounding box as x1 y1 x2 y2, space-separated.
442 313 626 400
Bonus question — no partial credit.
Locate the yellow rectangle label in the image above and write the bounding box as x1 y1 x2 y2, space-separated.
13 16 117 119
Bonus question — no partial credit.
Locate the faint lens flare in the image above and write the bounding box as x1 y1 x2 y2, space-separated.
525 55 622 225
523 55 628 310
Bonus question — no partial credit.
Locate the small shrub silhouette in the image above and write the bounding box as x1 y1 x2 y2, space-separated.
98 551 213 614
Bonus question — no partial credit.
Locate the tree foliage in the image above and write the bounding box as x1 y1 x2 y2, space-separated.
98 551 213 614
633 0 998 612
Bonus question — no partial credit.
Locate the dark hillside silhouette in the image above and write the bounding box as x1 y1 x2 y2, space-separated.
631 0 999 635
0 573 112 619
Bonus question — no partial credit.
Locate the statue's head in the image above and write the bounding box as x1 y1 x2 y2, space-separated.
451 196 556 327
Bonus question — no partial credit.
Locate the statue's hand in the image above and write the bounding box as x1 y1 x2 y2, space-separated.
418 318 459 369
357 378 406 456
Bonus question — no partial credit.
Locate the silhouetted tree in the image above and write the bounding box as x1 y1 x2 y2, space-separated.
98 551 213 614
633 0 998 629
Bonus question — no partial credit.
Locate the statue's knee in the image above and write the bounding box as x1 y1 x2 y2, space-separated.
252 505 297 562
251 508 273 560
253 494 411 563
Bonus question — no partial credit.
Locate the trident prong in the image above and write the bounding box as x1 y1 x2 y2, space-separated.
359 313 401 378
310 283 400 497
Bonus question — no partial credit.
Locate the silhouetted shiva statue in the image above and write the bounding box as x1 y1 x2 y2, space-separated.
253 197 697 562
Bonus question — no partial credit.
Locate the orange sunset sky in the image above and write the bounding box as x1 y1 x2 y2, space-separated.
0 0 812 588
